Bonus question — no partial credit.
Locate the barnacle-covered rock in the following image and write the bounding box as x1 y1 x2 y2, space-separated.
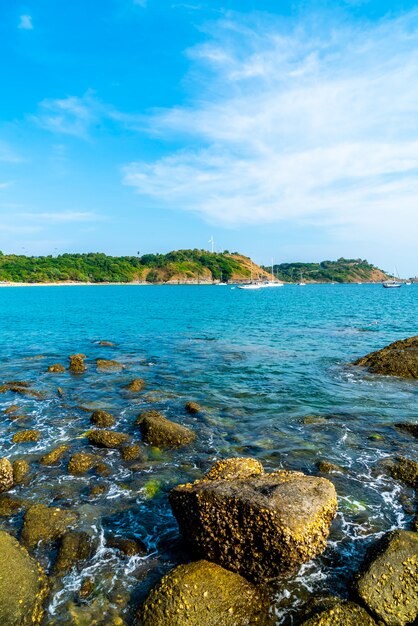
13 459 30 483
96 358 124 371
137 411 195 448
87 430 130 449
169 459 337 582
47 364 66 373
55 531 95 575
68 354 86 373
0 458 14 493
356 530 418 626
124 378 145 392
300 601 377 625
388 456 418 488
40 445 70 465
21 504 78 550
68 452 98 475
12 430 41 443
138 560 270 626
90 409 115 428
353 335 418 378
0 530 48 625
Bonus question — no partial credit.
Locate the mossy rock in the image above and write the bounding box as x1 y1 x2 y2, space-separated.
169 459 337 582
47 364 66 373
138 560 271 626
69 354 86 373
55 531 95 575
40 445 70 465
185 401 201 414
21 504 78 550
124 378 145 392
96 358 124 371
395 422 418 438
137 411 195 448
120 444 142 461
353 335 418 378
0 495 25 516
13 459 30 483
87 430 130 449
98 340 115 347
388 456 418 488
0 458 14 493
12 430 41 444
90 410 115 428
4 404 20 414
316 460 345 474
106 536 146 557
68 452 98 475
356 530 418 626
300 601 377 625
0 530 48 625
204 458 264 481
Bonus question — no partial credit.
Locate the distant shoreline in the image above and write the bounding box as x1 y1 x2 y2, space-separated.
0 280 405 288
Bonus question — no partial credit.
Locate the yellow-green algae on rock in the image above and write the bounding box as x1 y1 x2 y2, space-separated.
137 411 196 448
356 530 418 626
300 601 377 625
137 559 271 626
0 530 48 625
169 458 337 582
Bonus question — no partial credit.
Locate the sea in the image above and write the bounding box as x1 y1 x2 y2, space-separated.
0 283 417 624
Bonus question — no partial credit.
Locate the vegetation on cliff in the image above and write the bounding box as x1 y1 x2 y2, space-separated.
267 258 391 283
0 250 269 284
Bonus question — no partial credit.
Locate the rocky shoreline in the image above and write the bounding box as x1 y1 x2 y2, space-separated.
0 338 417 625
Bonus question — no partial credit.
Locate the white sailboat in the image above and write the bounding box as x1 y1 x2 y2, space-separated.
237 261 263 290
383 268 402 289
260 259 284 288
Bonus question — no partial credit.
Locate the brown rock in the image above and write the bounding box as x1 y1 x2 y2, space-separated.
40 445 70 465
90 409 115 428
124 378 145 392
0 458 14 493
120 444 142 461
317 460 345 474
395 422 418 438
169 460 337 582
55 531 95 575
68 452 98 475
388 456 418 488
107 536 146 557
21 504 78 549
204 457 264 481
69 354 86 373
12 430 41 443
137 411 195 448
98 340 115 347
4 404 20 415
185 401 201 414
13 460 30 483
0 495 25 516
300 602 377 625
87 430 130 449
353 335 418 378
47 364 66 373
96 358 124 371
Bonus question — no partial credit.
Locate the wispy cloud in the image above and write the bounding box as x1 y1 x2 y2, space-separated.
18 15 33 30
123 9 418 241
0 141 23 163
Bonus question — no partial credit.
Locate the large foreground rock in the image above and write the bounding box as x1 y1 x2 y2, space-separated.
0 530 48 625
353 335 418 378
169 458 337 582
137 411 195 448
356 530 418 626
300 601 377 625
137 559 270 626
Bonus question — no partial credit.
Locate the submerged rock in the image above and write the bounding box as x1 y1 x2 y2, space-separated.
0 530 48 626
96 358 124 371
124 378 145 392
138 559 271 626
137 411 196 448
40 445 70 465
12 430 41 443
47 363 66 373
69 354 86 373
55 531 95 575
0 458 14 493
388 456 418 488
107 536 147 557
87 429 130 449
395 422 418 438
185 401 201 414
169 459 337 582
90 409 115 428
98 340 115 347
356 529 418 626
68 452 98 475
13 459 30 483
21 504 78 550
0 495 25 516
4 404 20 414
300 601 377 625
353 335 418 378
120 444 142 461
7 386 44 400
317 460 346 474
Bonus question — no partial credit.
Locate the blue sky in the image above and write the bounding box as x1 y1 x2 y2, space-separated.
1 0 418 274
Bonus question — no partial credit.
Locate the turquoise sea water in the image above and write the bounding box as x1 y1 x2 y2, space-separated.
0 284 417 624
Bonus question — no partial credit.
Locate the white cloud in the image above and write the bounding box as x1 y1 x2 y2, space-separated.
123 9 418 242
18 15 33 30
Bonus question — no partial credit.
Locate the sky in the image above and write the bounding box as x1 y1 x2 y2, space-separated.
1 0 418 274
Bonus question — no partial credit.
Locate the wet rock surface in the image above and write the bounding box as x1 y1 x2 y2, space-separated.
68 452 99 475
12 429 41 443
55 531 96 575
13 459 30 483
21 504 78 549
0 457 14 493
87 429 130 448
47 363 66 373
185 401 201 414
353 335 418 378
170 459 337 582
138 411 196 448
300 601 377 625
90 409 116 427
68 354 87 373
356 529 418 626
137 559 271 626
395 422 418 438
40 445 70 465
96 358 124 370
388 456 418 488
0 530 48 626
125 378 146 392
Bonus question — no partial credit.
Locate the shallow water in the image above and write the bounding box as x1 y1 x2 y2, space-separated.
0 284 417 624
